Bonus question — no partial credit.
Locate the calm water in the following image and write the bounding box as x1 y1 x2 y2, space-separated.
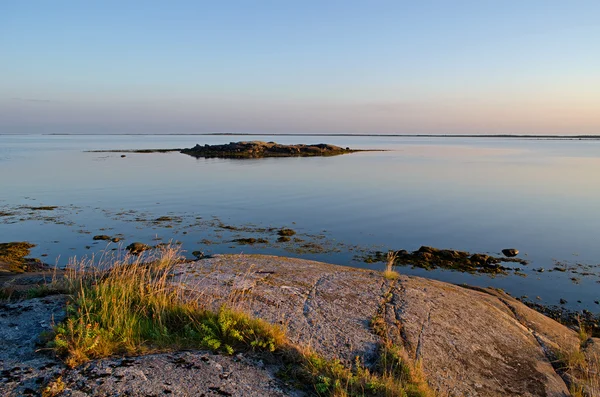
1 134 599 311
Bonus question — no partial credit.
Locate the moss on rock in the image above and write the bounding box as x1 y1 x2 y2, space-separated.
0 242 46 273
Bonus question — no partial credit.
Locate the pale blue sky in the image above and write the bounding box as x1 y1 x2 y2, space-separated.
1 1 599 134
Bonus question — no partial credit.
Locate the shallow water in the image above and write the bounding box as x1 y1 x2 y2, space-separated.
1 134 599 311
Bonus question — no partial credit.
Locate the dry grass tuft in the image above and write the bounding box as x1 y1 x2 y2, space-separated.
48 245 285 367
281 343 434 397
383 251 400 280
561 349 599 397
556 321 600 397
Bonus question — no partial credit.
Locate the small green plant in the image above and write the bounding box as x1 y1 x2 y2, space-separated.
200 307 282 355
290 345 432 397
577 317 592 346
41 376 65 397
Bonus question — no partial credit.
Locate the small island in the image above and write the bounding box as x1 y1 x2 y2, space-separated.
91 141 367 159
181 141 359 158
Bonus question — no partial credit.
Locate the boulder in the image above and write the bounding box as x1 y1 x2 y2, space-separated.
126 242 151 255
502 248 520 257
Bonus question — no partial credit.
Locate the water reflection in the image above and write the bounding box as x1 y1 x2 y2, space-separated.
1 135 599 310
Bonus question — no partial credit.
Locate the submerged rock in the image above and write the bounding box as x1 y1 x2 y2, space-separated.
93 235 111 241
277 228 296 236
232 238 269 245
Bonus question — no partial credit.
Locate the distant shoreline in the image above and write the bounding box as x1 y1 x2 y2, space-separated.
1 133 599 139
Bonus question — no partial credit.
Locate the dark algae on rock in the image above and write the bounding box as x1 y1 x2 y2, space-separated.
277 228 297 236
233 237 269 245
361 245 528 275
520 300 600 337
92 235 111 241
0 242 48 273
181 141 360 159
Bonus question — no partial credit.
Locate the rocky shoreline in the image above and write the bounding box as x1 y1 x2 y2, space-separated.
362 245 529 275
2 254 599 396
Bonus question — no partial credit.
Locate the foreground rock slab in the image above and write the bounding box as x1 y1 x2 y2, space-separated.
59 352 299 397
0 293 300 397
174 254 577 396
0 295 66 397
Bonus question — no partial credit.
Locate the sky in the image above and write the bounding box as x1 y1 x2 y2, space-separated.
1 0 599 135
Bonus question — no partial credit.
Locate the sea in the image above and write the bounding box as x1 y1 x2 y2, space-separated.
1 134 599 311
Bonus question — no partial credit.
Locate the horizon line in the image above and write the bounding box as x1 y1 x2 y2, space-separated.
5 133 599 139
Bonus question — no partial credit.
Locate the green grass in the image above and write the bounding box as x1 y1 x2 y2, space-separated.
557 348 599 397
48 246 285 367
283 344 433 397
553 321 600 397
47 245 435 395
